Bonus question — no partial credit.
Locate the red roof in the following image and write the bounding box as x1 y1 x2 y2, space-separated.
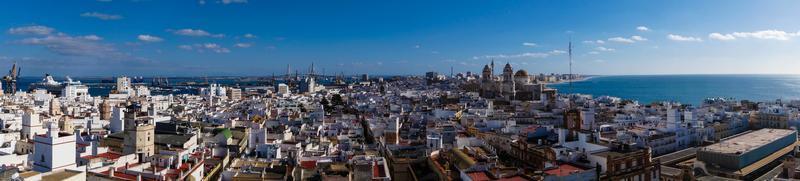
99 169 155 181
498 176 529 181
465 171 491 181
300 160 316 169
544 164 586 177
81 152 122 160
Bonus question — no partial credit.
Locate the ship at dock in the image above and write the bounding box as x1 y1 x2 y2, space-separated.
27 74 82 95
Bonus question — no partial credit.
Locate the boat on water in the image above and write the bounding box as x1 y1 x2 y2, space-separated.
28 74 83 95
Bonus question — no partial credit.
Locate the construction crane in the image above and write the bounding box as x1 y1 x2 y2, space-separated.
3 63 20 94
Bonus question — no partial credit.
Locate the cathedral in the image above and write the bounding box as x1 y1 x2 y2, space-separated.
463 60 545 101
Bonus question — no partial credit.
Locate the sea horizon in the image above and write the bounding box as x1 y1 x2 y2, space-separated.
550 74 800 105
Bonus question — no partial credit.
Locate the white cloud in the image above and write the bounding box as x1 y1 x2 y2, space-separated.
222 0 247 4
172 29 209 36
170 28 224 38
8 25 54 35
588 51 600 55
667 34 703 42
522 42 537 47
178 45 193 50
474 52 549 60
80 12 123 20
636 26 650 32
474 50 565 60
709 30 800 41
549 50 567 54
235 43 252 48
708 33 736 41
17 35 117 57
608 36 647 43
608 37 635 43
7 26 135 60
731 30 799 40
414 44 421 48
178 43 230 53
243 33 257 38
81 35 103 41
582 40 605 44
595 46 615 52
137 35 163 42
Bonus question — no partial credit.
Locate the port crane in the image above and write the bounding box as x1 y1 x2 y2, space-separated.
2 63 19 94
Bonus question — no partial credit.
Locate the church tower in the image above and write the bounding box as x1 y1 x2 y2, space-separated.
482 65 492 82
490 59 495 75
502 62 514 82
123 103 155 161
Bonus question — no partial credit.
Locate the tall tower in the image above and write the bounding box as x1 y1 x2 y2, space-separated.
33 126 76 172
123 103 155 160
666 107 682 130
482 65 492 83
490 59 495 75
116 76 131 94
49 98 62 116
100 99 111 120
568 39 573 92
22 110 44 140
502 63 513 82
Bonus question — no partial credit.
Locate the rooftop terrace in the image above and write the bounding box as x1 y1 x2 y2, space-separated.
702 128 794 154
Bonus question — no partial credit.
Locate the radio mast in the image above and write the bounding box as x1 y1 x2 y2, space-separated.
568 38 573 92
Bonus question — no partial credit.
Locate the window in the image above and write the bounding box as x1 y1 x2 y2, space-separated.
41 155 45 163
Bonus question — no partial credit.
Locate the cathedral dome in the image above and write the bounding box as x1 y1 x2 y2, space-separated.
482 65 492 73
514 70 528 77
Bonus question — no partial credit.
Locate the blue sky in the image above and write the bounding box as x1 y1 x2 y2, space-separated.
1 0 800 76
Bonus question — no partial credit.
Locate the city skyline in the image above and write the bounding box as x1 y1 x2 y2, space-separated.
2 0 800 76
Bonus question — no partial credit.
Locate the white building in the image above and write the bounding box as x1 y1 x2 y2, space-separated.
134 85 150 97
116 76 132 94
350 155 391 181
277 84 290 95
61 84 89 100
32 127 77 172
110 107 125 133
22 111 45 140
200 84 228 99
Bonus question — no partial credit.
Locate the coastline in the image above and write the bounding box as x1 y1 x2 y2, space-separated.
544 75 602 85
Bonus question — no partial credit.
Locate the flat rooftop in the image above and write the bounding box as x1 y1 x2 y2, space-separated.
702 129 795 154
42 170 83 181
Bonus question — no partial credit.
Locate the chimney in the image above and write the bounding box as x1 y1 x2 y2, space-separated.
108 166 115 177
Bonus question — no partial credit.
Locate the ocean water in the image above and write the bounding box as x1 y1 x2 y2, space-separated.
549 75 800 105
